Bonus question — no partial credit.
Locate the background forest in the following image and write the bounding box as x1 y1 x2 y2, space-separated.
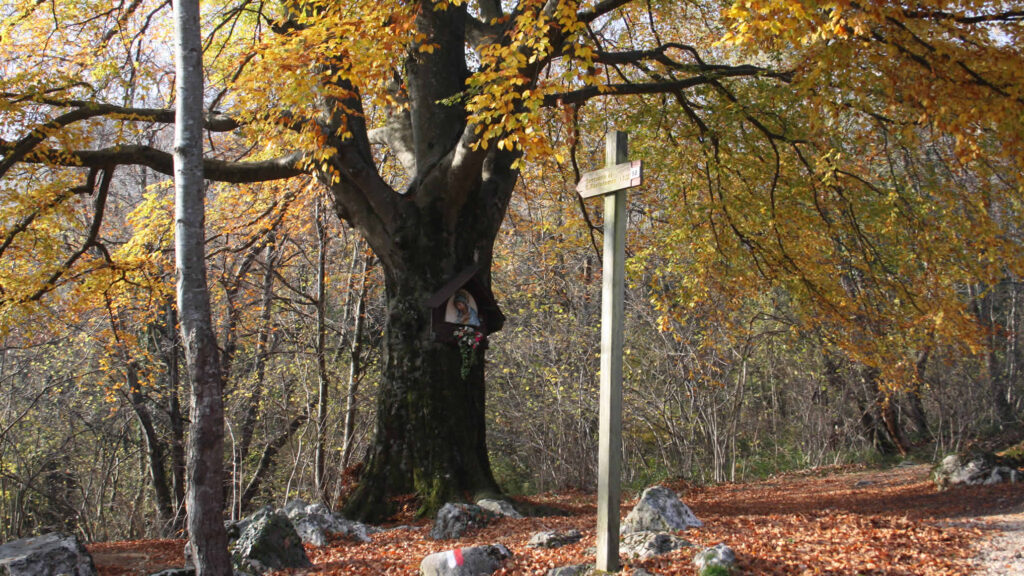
1 0 1022 547
1 117 1020 541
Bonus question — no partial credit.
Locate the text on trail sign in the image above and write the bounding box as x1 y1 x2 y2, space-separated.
576 160 643 198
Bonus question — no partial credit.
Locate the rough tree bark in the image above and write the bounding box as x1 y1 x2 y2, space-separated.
173 0 231 572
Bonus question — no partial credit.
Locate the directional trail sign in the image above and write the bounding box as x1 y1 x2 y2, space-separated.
576 159 643 198
577 131 641 573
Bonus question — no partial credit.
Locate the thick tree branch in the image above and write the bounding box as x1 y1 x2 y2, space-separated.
544 67 789 106
1 98 240 130
6 143 306 183
0 99 241 179
902 8 1024 24
595 43 706 67
579 0 634 23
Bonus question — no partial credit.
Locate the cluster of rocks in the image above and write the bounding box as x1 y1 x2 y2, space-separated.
0 498 379 576
420 487 736 576
223 499 379 574
0 489 737 576
934 452 1022 489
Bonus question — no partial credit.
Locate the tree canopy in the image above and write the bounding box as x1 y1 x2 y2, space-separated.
1 0 1022 531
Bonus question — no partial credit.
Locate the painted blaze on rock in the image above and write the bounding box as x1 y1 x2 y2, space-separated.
622 485 702 533
419 544 511 576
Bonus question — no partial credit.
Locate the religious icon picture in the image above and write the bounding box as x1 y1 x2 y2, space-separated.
445 289 481 327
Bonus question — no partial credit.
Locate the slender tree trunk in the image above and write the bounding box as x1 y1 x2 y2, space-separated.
125 365 175 533
314 201 331 504
173 0 231 572
235 243 279 516
239 413 308 511
341 250 370 470
164 303 187 531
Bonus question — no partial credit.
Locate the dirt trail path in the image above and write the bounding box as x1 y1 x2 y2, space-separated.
971 511 1024 575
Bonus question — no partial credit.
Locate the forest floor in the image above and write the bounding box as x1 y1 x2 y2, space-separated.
88 463 1024 575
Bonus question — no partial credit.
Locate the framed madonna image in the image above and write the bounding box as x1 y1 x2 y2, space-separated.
427 265 504 343
445 289 481 327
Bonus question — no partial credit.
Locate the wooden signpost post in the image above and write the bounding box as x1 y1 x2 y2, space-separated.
577 131 642 573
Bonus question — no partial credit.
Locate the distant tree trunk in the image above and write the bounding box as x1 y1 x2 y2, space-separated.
904 348 933 441
861 366 909 456
173 0 230 572
239 413 308 511
341 250 370 470
973 284 1018 426
824 351 900 456
314 200 331 504
234 243 279 517
164 302 187 531
124 364 175 534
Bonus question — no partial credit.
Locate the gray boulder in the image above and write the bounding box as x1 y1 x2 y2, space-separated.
290 504 373 547
620 531 691 559
430 503 494 540
526 530 582 549
475 498 522 519
281 499 309 518
150 569 250 576
0 533 97 576
419 544 511 576
544 566 591 576
225 506 273 544
934 453 1021 489
622 486 702 534
232 511 311 574
693 543 737 575
546 566 656 576
292 516 331 548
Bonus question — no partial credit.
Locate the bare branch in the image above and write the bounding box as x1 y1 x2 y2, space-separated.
902 8 1024 24
544 66 789 106
0 99 241 179
579 0 634 23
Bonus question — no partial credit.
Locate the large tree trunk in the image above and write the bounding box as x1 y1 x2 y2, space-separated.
325 2 519 522
343 269 498 519
341 180 512 521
